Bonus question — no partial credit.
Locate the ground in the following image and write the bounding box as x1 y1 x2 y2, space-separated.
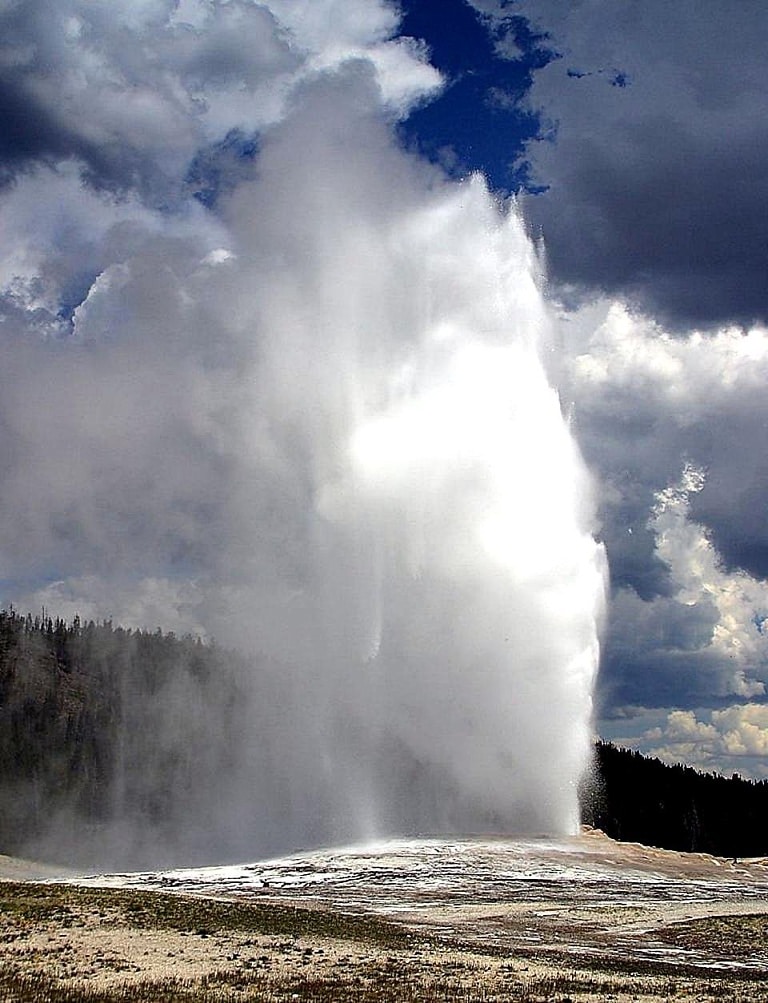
1 828 767 1001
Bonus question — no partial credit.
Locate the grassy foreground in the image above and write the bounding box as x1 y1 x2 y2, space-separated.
1 880 767 1002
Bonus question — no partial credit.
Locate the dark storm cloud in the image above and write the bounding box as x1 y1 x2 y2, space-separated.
599 581 764 714
600 592 761 715
509 0 768 329
0 3 126 189
527 114 768 329
0 76 71 178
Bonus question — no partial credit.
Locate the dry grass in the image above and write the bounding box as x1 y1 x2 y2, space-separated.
2 879 768 1002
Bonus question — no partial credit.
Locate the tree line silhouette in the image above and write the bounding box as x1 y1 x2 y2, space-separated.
0 607 256 865
1 608 767 862
583 740 768 857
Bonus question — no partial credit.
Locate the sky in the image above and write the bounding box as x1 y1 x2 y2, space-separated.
1 0 768 784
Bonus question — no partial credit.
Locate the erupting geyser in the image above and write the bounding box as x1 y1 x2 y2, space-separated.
1 2 607 865
213 70 608 847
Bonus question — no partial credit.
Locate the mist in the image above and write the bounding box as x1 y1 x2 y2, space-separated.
0 1 606 867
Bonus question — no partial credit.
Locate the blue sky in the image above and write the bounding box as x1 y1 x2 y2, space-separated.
1 0 768 782
397 0 551 193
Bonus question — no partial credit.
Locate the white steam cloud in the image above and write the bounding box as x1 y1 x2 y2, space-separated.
1 0 605 860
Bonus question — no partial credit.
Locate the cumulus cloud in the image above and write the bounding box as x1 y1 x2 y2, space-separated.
603 463 767 710
508 0 768 328
0 160 227 337
559 304 768 740
564 304 768 583
0 0 440 201
643 705 768 779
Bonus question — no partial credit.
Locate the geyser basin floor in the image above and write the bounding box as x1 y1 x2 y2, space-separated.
77 829 768 973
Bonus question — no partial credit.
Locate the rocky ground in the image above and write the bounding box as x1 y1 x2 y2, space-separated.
1 829 767 1001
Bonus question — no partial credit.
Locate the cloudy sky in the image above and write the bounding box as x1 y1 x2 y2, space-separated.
1 0 768 783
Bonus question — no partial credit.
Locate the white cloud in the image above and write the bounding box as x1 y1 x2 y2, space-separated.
568 303 768 406
0 0 440 205
0 161 226 333
562 303 768 714
563 303 768 579
644 705 768 778
648 464 767 698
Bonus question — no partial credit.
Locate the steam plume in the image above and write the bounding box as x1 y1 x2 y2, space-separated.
0 1 606 862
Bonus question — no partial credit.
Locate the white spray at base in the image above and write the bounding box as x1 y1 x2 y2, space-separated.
208 71 608 845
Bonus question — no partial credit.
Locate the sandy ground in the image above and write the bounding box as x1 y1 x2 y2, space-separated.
2 830 768 1001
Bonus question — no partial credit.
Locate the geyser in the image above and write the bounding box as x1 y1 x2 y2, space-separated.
206 69 607 847
0 1 607 865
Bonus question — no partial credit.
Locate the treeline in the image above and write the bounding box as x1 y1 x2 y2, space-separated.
0 608 263 868
583 740 768 857
1 608 767 864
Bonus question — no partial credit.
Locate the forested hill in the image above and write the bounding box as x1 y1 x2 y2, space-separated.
1 608 767 864
584 741 768 858
0 608 264 867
